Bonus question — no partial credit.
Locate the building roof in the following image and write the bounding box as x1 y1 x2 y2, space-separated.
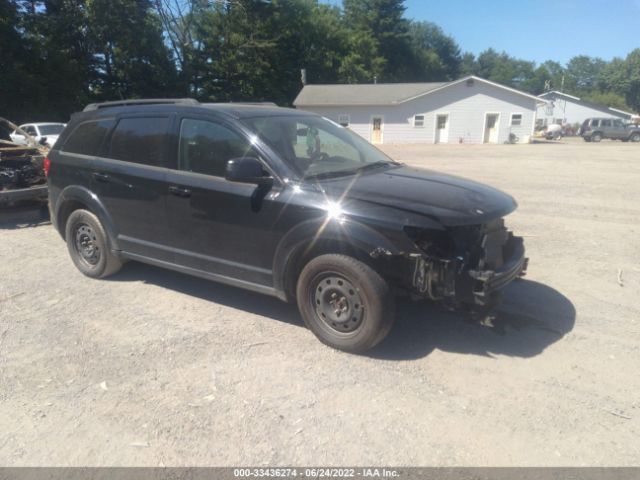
293 75 543 107
294 82 446 106
538 91 636 118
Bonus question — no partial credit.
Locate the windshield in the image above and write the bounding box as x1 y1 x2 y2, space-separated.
38 124 65 135
243 115 397 180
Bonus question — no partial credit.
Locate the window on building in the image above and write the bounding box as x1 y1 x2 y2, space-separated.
511 114 523 126
414 115 425 128
545 103 554 116
338 114 350 127
179 119 257 177
63 119 115 156
109 117 169 167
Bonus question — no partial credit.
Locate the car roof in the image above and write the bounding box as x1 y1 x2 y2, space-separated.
77 99 316 121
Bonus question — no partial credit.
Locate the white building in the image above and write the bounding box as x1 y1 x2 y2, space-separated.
537 90 635 127
293 75 543 145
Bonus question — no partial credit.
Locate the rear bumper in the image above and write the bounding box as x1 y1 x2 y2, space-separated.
468 235 528 305
0 184 48 205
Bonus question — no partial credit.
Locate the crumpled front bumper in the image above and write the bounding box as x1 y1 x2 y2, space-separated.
467 235 528 305
411 232 528 308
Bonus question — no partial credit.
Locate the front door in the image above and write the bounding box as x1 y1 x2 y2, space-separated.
165 116 281 287
435 114 449 143
371 117 383 144
484 113 500 143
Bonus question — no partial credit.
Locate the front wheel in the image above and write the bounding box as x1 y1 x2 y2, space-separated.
65 209 122 278
296 254 395 352
630 133 640 143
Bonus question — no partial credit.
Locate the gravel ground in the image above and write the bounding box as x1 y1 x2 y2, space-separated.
0 137 639 466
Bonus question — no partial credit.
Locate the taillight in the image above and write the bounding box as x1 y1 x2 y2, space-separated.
43 156 51 177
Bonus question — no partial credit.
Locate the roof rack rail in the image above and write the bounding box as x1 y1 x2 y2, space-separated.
83 98 199 112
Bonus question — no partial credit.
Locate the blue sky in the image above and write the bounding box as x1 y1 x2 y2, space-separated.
325 0 640 65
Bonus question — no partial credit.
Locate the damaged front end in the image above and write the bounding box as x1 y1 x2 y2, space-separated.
404 219 528 308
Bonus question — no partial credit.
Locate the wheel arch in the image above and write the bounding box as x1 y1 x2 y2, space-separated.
273 218 403 302
55 185 120 250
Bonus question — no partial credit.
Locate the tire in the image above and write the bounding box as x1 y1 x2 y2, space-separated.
296 254 395 353
630 133 640 143
583 136 591 142
65 209 122 278
591 132 602 142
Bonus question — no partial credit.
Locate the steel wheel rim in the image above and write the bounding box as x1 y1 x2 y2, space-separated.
311 272 364 334
73 223 100 266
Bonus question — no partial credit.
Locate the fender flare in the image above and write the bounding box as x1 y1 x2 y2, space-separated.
272 217 405 300
55 185 120 250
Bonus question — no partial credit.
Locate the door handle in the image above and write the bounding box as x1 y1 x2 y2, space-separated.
168 185 192 198
92 172 110 183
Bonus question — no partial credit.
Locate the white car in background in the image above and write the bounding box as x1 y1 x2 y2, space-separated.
10 122 66 147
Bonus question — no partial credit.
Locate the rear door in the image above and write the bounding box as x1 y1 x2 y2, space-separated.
600 118 613 138
92 115 173 261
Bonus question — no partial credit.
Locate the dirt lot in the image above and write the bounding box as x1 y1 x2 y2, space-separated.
1 137 639 466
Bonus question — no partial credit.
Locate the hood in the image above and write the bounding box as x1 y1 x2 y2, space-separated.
320 165 517 226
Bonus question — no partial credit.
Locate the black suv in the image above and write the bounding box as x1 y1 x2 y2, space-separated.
48 99 527 352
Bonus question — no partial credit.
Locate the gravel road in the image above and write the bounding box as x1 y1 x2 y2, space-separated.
1 138 638 466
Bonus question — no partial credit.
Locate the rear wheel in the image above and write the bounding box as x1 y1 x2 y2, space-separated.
591 132 603 142
296 254 395 352
630 133 640 143
65 209 122 278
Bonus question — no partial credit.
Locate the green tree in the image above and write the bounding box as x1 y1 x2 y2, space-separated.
87 0 177 100
408 21 461 81
621 49 640 112
343 0 411 82
564 55 606 94
474 48 534 89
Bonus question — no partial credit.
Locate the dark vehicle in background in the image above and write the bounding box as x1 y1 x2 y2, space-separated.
0 117 48 206
579 117 640 142
47 99 527 352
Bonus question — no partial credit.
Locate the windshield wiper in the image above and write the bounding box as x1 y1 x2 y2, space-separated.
304 161 393 181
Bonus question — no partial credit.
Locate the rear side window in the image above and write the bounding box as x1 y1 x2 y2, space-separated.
601 119 612 127
62 119 115 156
591 119 600 127
178 118 257 177
108 117 169 166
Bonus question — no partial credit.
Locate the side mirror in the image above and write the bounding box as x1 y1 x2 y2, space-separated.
39 136 48 146
225 157 273 186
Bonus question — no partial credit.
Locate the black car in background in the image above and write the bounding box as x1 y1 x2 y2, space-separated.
47 99 527 352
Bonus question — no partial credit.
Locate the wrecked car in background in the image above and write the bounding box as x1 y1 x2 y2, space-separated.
10 122 66 148
1 117 49 206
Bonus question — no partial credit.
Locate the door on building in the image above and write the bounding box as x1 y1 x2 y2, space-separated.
484 113 500 143
435 114 449 143
371 116 383 144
